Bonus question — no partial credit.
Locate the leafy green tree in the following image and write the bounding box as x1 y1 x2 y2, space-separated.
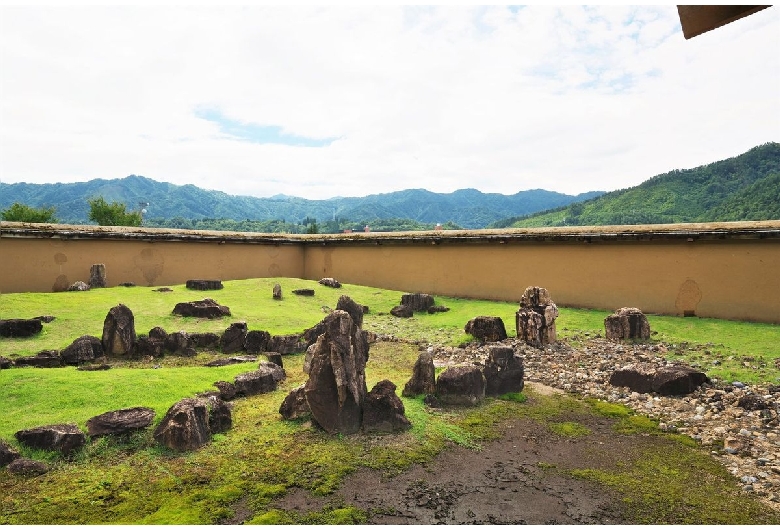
305 221 320 234
88 197 142 226
1 202 58 223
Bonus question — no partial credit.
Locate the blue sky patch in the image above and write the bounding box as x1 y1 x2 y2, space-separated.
195 107 336 147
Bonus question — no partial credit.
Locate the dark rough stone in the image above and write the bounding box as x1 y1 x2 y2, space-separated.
738 395 769 410
0 439 21 466
279 384 311 420
292 289 315 296
186 279 223 291
0 319 43 338
400 293 435 312
118 282 136 287
436 365 486 406
164 331 190 354
153 287 173 292
233 366 279 396
67 281 90 291
609 363 709 396
267 333 305 354
89 263 107 288
0 356 12 369
483 346 525 396
336 295 364 328
7 458 49 476
259 360 286 383
273 283 282 300
304 310 368 435
204 395 233 434
205 356 257 367
464 316 507 343
423 394 441 408
266 353 284 368
221 322 248 354
402 351 436 397
153 398 211 452
77 364 111 371
190 332 220 349
15 350 62 368
102 304 136 357
86 407 156 437
33 315 56 323
245 330 271 354
390 305 414 318
15 423 86 455
319 277 342 288
214 380 237 401
652 366 710 396
149 326 168 341
135 337 165 358
172 298 231 319
60 335 103 365
516 286 559 348
428 305 450 314
363 380 412 433
605 307 651 341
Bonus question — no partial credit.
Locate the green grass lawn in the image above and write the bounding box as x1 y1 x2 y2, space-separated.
1 278 779 524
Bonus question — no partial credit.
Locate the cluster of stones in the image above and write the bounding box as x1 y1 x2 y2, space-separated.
280 295 411 435
390 293 449 318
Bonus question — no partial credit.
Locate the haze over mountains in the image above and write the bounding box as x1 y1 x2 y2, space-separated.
1 142 778 230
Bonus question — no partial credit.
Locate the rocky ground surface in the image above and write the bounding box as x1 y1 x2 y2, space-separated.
425 335 780 510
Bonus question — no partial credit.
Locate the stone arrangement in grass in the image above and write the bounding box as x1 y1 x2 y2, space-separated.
390 293 450 318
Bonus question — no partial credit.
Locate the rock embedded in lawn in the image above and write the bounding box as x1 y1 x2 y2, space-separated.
14 350 62 368
60 335 103 365
102 304 137 357
0 356 12 369
233 366 279 396
0 439 21 466
435 365 486 406
465 316 507 343
279 384 311 420
292 288 315 296
363 380 412 433
390 305 414 318
0 318 43 338
153 398 211 452
604 307 651 341
483 345 525 396
172 298 231 319
336 295 364 328
267 333 305 354
67 281 90 292
89 263 107 288
273 283 282 300
400 293 436 312
245 330 271 354
15 423 86 455
515 286 559 348
220 322 248 354
609 362 709 396
318 277 341 288
186 279 223 291
86 407 156 437
7 458 49 477
402 351 436 397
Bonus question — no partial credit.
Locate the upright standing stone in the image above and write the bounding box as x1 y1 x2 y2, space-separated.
102 304 137 357
515 286 558 348
464 316 507 343
435 365 486 406
304 310 368 435
604 307 651 341
483 346 525 395
89 263 107 288
400 293 436 312
153 398 211 452
15 424 86 455
363 380 412 433
273 283 282 300
402 351 437 397
221 322 248 354
336 295 364 328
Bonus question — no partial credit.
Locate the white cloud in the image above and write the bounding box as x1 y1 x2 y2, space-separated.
1 5 778 200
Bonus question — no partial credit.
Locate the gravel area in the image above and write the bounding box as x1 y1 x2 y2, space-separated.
417 335 780 511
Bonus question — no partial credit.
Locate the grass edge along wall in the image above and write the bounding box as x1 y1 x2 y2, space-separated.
1 221 779 324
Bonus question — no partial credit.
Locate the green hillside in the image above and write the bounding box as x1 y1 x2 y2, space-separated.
492 142 780 228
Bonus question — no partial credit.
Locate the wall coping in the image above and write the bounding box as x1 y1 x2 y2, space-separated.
2 220 780 245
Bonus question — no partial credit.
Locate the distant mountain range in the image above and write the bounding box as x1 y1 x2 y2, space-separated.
490 142 780 228
0 176 603 229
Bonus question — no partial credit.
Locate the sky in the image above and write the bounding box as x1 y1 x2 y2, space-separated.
1 4 778 201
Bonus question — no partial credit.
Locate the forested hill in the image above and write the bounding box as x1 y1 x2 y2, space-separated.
0 177 602 229
491 142 780 228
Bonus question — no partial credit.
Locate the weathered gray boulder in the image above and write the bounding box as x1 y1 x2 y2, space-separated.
15 423 86 455
86 407 156 437
0 439 21 466
189 332 220 350
164 331 190 354
7 458 49 476
400 293 435 312
102 304 136 357
60 335 103 365
203 395 233 434
427 305 450 314
148 326 168 341
609 363 709 396
304 310 368 435
402 351 436 397
604 307 651 341
14 350 62 368
267 333 305 354
153 398 211 452
266 352 284 368
319 278 341 288
67 281 90 292
516 286 558 348
483 346 524 396
363 380 412 433
89 263 107 288
245 330 271 354
214 380 237 401
0 356 12 369
172 298 231 318
292 288 315 296
233 366 279 396
221 322 248 354
465 316 507 343
205 356 256 367
279 384 311 420
336 295 364 328
435 365 486 406
135 336 165 358
258 360 286 383
390 305 414 318
186 279 223 291
273 283 282 300
0 319 43 338
738 395 769 411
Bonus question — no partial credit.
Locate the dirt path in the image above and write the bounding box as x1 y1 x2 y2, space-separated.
271 385 643 524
